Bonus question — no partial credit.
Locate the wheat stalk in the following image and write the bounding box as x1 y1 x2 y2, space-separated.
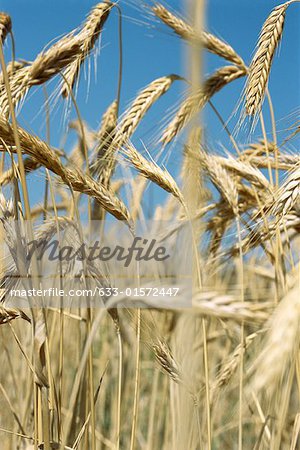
103 75 179 183
161 66 245 144
0 157 40 186
152 3 246 69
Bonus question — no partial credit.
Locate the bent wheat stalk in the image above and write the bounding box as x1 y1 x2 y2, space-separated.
153 3 246 69
161 66 245 144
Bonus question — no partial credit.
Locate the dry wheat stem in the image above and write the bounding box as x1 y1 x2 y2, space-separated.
161 66 245 144
153 3 246 69
245 2 290 116
61 1 113 97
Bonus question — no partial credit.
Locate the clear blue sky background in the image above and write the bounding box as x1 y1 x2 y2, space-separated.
1 0 299 209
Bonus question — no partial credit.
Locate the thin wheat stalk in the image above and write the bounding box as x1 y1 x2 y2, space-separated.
152 3 246 69
0 12 11 45
61 1 113 97
245 2 292 116
161 66 245 144
0 116 131 223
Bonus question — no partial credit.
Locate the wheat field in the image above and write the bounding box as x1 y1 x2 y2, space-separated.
0 1 299 449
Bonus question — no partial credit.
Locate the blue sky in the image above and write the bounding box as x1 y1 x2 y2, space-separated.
1 0 299 208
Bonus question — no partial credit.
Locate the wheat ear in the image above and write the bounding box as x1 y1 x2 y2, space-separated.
0 12 11 45
152 339 183 384
245 2 290 116
0 306 31 324
197 146 239 215
114 75 180 150
90 100 118 185
61 2 113 97
161 66 244 144
0 157 40 186
152 3 246 69
103 75 179 181
0 35 82 115
0 116 131 223
0 61 25 86
252 283 300 394
123 143 183 202
272 163 300 217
